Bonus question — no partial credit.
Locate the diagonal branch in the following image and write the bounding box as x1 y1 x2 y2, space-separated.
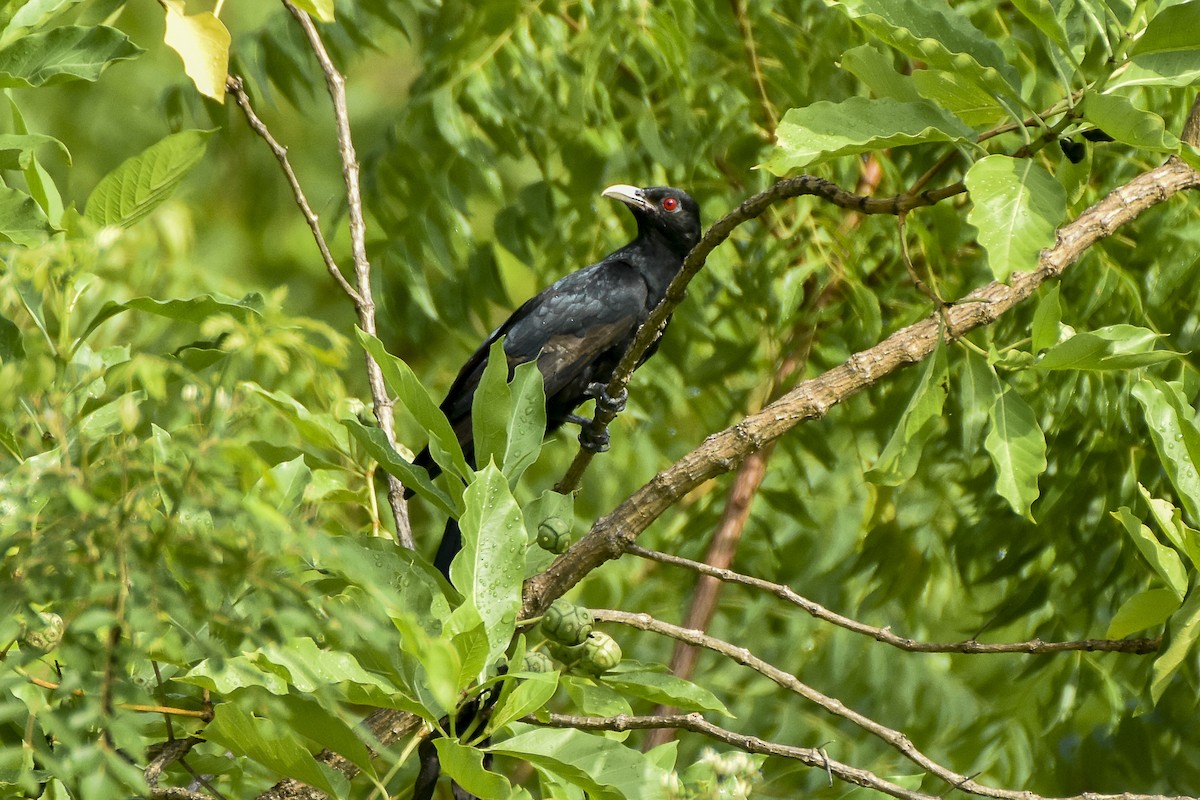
555 175 965 493
628 544 1161 655
532 711 936 800
593 609 1196 800
528 156 1200 615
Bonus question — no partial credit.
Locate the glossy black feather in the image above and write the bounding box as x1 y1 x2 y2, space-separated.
413 185 701 482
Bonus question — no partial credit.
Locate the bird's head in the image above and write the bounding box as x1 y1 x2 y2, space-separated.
602 184 701 257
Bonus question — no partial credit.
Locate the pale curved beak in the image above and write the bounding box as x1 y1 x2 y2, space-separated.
601 184 652 212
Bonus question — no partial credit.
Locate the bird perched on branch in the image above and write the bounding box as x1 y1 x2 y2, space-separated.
411 183 702 575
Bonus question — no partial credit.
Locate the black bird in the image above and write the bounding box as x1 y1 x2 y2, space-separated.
411 184 702 574
408 184 699 800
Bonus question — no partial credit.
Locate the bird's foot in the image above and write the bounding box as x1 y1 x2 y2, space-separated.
578 425 611 454
585 382 628 415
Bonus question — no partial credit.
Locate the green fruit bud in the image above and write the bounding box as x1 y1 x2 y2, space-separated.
545 639 587 666
579 632 622 674
521 651 556 673
541 600 593 645
21 611 64 652
537 517 572 553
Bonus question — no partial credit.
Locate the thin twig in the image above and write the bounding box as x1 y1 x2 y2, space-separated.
593 609 1195 800
531 712 936 800
224 75 361 303
280 1 412 547
628 544 1161 655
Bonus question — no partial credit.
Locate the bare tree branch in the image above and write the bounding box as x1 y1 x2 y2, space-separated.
224 76 361 303
593 609 1198 800
278 1 413 547
532 711 937 800
529 156 1200 615
628 544 1161 654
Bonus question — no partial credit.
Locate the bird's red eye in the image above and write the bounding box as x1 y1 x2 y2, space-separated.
661 196 680 212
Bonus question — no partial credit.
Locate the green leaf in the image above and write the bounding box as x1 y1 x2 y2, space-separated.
1128 3 1200 87
839 43 920 101
1034 325 1183 371
1132 377 1200 525
0 186 54 246
84 129 214 227
202 703 346 796
984 384 1047 519
358 329 472 481
503 360 546 485
1030 284 1062 354
342 418 461 516
1082 93 1179 153
0 25 142 87
1010 0 1070 51
8 97 65 225
0 133 68 171
764 96 975 174
0 313 23 361
1138 484 1200 571
472 339 511 472
490 726 670 800
1108 588 1180 639
244 383 348 452
6 0 88 42
452 464 526 665
162 1 231 102
828 0 1022 101
910 69 1008 127
602 668 731 716
277 694 377 779
291 0 336 22
957 347 993 455
309 516 454 628
965 155 1066 280
79 292 264 343
436 738 513 800
1151 585 1200 704
487 671 559 734
866 337 948 485
1111 507 1188 599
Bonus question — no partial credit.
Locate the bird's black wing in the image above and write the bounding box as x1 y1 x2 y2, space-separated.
435 259 649 459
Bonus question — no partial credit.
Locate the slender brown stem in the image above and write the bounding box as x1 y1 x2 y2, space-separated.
280 1 412 547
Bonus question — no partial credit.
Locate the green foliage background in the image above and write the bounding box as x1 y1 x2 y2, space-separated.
2 0 1200 797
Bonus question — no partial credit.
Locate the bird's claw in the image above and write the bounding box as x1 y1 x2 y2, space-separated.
585 382 628 415
578 425 611 454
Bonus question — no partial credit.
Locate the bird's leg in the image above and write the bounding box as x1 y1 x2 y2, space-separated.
566 382 628 453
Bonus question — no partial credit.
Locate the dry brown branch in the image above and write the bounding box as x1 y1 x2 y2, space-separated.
594 609 1197 800
629 544 1161 654
528 156 1200 616
533 712 936 800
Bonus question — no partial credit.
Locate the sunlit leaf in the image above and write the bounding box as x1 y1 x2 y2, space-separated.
0 25 142 87
451 463 526 665
764 96 975 174
866 337 948 485
965 155 1066 280
1151 586 1200 704
162 1 231 102
1111 507 1188 600
1107 588 1179 639
202 703 346 796
436 738 513 799
984 384 1047 519
84 129 214 227
490 726 670 800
